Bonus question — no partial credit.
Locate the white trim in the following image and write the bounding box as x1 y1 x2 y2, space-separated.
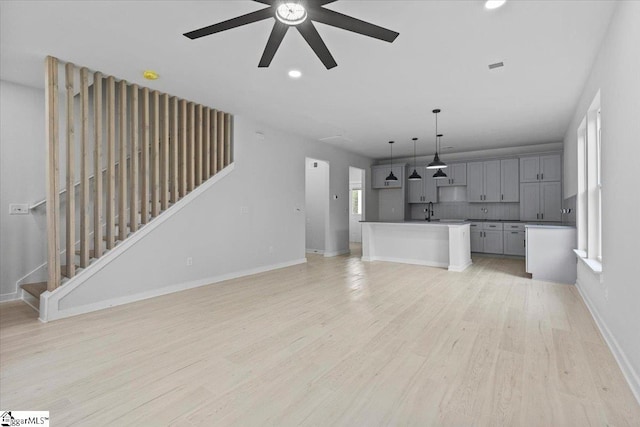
575 280 640 405
573 249 602 274
0 291 20 303
361 255 448 269
40 164 235 320
448 260 473 272
40 257 307 322
324 249 350 257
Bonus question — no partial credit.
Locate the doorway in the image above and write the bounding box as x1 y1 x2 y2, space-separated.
349 167 365 244
305 158 330 254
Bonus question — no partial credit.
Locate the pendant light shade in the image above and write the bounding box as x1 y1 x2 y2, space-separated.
408 137 422 181
427 109 448 170
433 168 448 179
386 141 398 181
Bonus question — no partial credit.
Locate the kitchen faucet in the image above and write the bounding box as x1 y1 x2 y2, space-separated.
424 202 434 222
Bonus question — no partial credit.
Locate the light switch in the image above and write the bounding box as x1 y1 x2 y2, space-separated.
10 204 30 215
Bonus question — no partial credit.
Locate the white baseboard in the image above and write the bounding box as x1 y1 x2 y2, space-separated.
575 280 640 405
448 260 473 272
324 249 350 257
361 255 448 269
306 249 325 255
0 291 20 303
40 257 307 322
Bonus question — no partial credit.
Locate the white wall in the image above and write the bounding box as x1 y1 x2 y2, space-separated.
0 81 47 301
305 158 329 253
563 1 640 400
39 113 374 315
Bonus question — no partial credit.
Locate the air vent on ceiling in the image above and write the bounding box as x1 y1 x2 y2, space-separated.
489 61 504 70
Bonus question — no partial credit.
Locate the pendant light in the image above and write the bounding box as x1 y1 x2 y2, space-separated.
427 109 448 169
408 137 422 181
433 133 449 180
385 140 398 181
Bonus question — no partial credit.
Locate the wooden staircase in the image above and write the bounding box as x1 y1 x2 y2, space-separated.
21 56 234 309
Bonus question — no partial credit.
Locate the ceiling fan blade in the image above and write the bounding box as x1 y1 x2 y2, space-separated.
184 7 273 39
259 22 289 67
253 0 273 4
308 7 399 43
296 21 337 69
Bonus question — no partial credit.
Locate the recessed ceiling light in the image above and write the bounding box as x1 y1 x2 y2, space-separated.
485 0 506 10
288 69 302 78
143 70 159 80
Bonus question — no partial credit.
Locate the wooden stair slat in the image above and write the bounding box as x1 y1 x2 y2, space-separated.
21 282 47 299
61 265 79 277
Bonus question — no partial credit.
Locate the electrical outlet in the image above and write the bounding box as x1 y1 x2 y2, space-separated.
9 204 30 215
240 206 249 214
186 257 193 266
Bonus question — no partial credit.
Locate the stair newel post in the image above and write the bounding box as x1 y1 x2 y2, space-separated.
170 96 179 203
93 72 103 258
45 56 61 291
217 111 224 172
106 76 116 250
129 84 139 233
161 93 170 210
151 91 160 217
140 88 150 224
203 107 211 179
118 80 128 241
65 62 76 279
79 67 91 268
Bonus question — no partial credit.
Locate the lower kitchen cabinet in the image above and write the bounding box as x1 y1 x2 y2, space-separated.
504 230 526 256
470 222 504 254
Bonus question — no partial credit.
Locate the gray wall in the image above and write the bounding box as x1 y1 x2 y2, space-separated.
0 81 47 300
562 1 640 397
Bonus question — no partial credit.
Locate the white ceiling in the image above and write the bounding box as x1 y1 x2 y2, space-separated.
1 0 615 159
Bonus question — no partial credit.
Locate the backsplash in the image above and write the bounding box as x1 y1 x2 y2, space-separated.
409 202 520 221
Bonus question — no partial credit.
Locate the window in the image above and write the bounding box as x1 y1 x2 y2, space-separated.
351 189 362 215
577 92 602 266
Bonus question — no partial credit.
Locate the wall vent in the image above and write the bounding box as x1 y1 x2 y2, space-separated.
488 61 504 70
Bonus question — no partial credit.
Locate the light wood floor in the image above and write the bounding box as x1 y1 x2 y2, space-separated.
1 250 639 426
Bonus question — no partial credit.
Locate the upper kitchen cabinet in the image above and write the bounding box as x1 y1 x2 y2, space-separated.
407 167 437 203
436 163 467 187
520 181 562 221
467 160 501 202
500 158 519 202
520 154 561 182
372 165 404 189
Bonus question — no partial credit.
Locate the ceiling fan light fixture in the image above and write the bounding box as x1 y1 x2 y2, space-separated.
288 69 302 78
276 2 308 26
485 0 507 10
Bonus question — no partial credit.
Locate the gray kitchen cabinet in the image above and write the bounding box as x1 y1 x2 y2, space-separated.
483 230 504 254
500 158 519 202
467 160 507 202
436 163 467 186
504 230 526 256
520 154 561 183
372 165 404 189
470 222 504 254
470 223 484 252
407 167 437 203
520 181 561 221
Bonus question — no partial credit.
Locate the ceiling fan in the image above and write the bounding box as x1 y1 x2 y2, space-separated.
183 0 400 69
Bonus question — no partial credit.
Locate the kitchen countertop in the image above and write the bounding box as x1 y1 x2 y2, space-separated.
360 220 469 226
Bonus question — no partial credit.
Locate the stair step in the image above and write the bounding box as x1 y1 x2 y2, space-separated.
21 282 47 299
75 249 96 257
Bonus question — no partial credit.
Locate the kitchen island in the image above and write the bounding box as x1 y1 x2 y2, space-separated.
361 221 472 272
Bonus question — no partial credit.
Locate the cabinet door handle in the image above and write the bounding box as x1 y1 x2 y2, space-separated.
541 213 544 219
501 194 504 200
537 173 540 180
512 231 518 234
541 173 544 180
